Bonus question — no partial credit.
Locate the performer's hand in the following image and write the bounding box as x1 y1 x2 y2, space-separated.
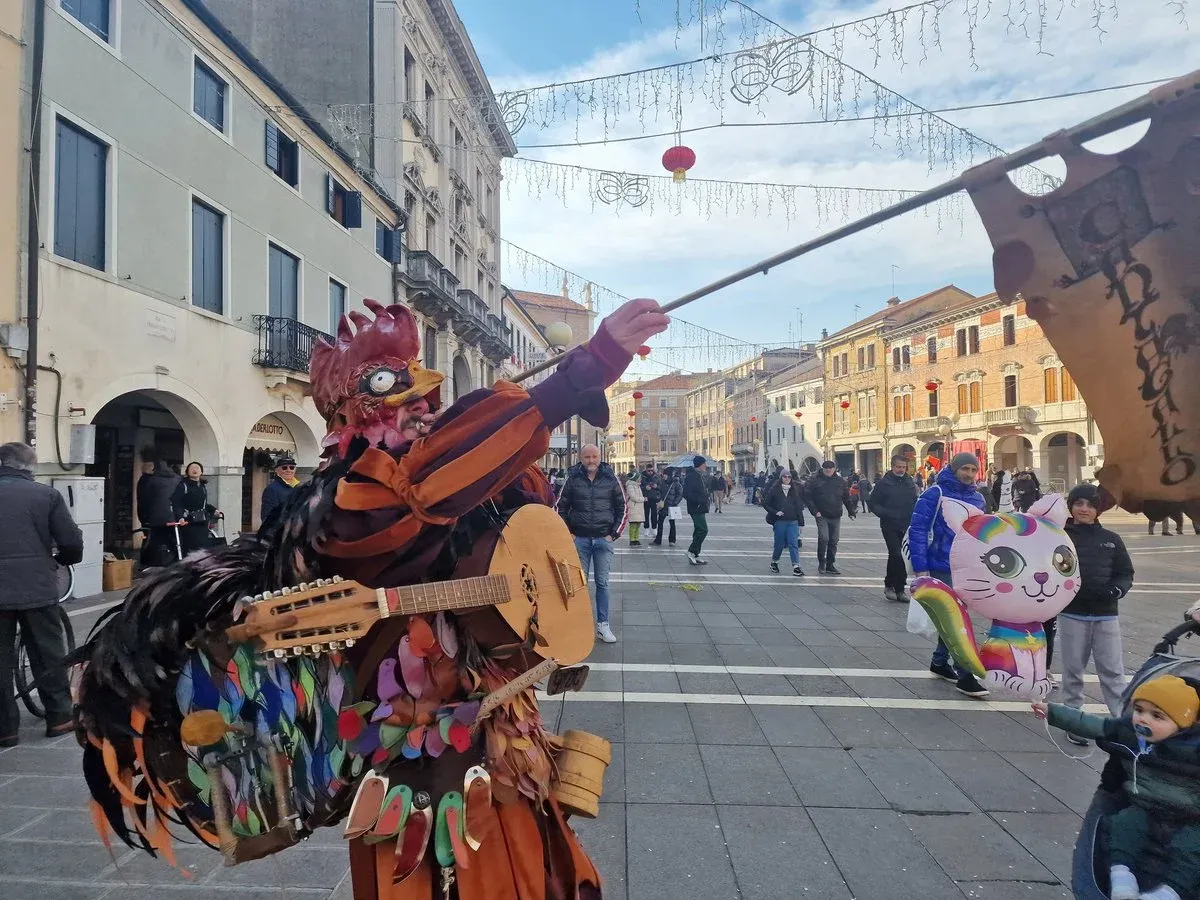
399 397 438 441
603 298 670 354
1031 702 1048 719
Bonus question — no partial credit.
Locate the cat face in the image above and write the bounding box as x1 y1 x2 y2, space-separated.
943 494 1080 623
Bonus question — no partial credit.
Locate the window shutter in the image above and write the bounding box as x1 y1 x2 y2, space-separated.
389 228 403 263
325 174 335 214
344 191 363 228
265 120 279 170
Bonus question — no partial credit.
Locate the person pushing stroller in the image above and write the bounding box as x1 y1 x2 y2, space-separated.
1034 675 1200 900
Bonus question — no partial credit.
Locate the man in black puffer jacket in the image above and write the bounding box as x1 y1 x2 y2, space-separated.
869 455 918 602
1059 483 1134 739
805 461 851 574
559 446 626 643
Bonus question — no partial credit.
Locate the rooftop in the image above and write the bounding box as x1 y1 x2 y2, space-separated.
509 289 591 315
635 373 706 392
766 355 824 388
820 285 974 344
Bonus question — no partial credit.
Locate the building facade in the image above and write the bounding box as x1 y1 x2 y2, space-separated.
606 373 697 471
685 374 732 469
818 286 972 479
7 0 411 547
763 357 824 475
0 0 22 443
884 293 1101 491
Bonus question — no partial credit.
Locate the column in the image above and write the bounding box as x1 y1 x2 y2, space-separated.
209 465 245 541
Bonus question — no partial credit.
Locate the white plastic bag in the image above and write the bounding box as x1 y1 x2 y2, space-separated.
667 505 683 521
906 596 938 640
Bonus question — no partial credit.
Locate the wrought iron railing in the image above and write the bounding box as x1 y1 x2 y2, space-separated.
253 316 332 373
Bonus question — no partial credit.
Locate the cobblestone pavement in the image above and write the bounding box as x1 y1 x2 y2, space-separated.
2 497 1197 899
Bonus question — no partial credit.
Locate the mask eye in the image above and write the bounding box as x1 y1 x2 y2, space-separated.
1052 544 1077 576
981 546 1025 579
365 369 398 395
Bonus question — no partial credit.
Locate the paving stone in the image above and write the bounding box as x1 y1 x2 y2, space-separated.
627 804 737 900
691 600 733 613
687 704 769 746
669 644 723 665
774 747 888 808
785 674 854 696
928 751 1071 813
10 808 103 843
717 805 852 900
750 705 841 747
1004 752 1104 817
714 645 775 665
943 712 1057 752
622 611 663 627
623 671 681 693
624 625 670 643
746 627 804 647
813 707 914 748
698 613 743 628
677 672 738 694
701 745 798 806
761 646 825 667
831 629 896 647
809 807 964 900
810 646 882 668
736 613 781 629
852 748 976 812
904 811 1056 882
655 597 697 613
789 629 850 647
989 812 1083 885
706 626 757 644
0 840 122 879
0 776 89 808
877 708 991 751
99 844 226 885
582 670 623 692
732 673 797 695
659 611 702 626
624 702 694 743
840 675 919 699
957 882 1072 899
207 845 349 889
0 806 52 839
665 626 714 644
559 699 625 742
0 886 112 900
624 743 712 803
572 804 626 900
621 642 673 663
0 748 87 777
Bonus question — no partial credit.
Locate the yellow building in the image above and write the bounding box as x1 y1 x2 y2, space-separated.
885 292 1101 491
818 286 972 479
685 374 731 468
0 0 24 442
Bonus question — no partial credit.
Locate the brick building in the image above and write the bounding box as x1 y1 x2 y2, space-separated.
607 373 700 471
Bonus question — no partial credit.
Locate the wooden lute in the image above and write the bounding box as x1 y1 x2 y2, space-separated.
226 504 595 665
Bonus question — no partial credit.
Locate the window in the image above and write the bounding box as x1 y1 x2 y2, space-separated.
816 422 823 439
857 347 865 370
54 117 108 271
642 438 649 453
969 325 980 355
928 389 939 417
326 174 362 228
191 199 224 313
789 392 798 408
424 325 437 370
329 279 346 334
867 344 875 368
403 49 416 102
927 336 937 362
659 398 667 408
956 329 967 356
1043 368 1059 403
61 0 110 41
424 83 436 141
424 214 436 257
659 439 667 452
670 439 678 452
193 59 227 132
892 347 902 371
1062 368 1077 401
970 381 982 412
841 352 849 374
265 121 299 187
268 243 299 320
893 396 903 422
1004 374 1018 407
902 346 911 368
902 393 912 421
957 383 969 414
376 220 402 262
1003 315 1016 346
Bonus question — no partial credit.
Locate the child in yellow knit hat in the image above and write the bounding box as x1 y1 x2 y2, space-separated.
1034 675 1200 900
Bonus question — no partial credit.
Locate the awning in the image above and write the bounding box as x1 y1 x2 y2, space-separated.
246 415 296 453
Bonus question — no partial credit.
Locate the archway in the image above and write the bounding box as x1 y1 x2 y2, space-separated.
88 390 221 551
452 355 473 401
891 443 916 462
1042 432 1086 493
802 456 820 475
240 410 323 532
993 434 1034 472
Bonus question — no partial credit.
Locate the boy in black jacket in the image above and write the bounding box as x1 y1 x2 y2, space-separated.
1058 483 1135 744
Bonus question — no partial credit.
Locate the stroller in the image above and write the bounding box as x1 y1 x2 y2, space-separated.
1072 618 1200 899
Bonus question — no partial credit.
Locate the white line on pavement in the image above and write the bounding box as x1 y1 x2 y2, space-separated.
584 662 1106 683
537 689 1109 713
67 598 124 618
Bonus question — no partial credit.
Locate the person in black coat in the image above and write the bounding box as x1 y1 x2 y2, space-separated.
651 468 682 546
170 461 220 557
682 456 711 564
762 471 805 575
1012 469 1041 512
869 455 918 601
260 455 300 526
805 461 852 574
136 455 181 567
640 463 661 530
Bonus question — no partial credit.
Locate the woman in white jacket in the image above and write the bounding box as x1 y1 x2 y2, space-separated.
624 471 646 546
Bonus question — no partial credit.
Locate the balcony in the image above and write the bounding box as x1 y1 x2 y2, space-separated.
731 442 757 455
913 416 949 434
253 316 331 378
451 289 488 342
401 250 457 324
1031 399 1088 423
986 406 1034 427
891 419 917 436
481 312 514 363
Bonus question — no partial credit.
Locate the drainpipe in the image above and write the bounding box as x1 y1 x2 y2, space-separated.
23 0 47 445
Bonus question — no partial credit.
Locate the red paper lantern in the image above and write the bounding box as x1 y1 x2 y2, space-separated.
637 345 651 358
749 416 757 423
662 145 696 183
925 380 939 392
794 411 803 418
840 400 851 409
632 391 644 400
627 410 637 417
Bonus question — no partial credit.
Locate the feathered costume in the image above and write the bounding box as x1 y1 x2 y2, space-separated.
72 298 630 899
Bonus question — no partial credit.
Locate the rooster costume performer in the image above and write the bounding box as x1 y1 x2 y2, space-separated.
71 297 669 899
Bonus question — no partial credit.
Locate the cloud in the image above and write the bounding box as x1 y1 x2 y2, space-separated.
488 0 1191 369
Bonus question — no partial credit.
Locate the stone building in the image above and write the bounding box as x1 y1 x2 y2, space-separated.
685 373 734 469
607 373 698 471
884 292 1101 490
0 0 21 440
818 286 972 479
763 356 824 475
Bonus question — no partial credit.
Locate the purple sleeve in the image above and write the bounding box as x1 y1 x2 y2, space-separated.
529 323 631 430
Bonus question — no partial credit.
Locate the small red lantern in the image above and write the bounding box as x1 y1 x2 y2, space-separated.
627 410 637 417
749 416 757 423
662 145 696 183
794 411 803 418
632 391 644 400
637 345 651 359
840 400 851 409
925 380 939 392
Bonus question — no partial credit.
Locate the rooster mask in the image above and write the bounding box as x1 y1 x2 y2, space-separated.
310 298 444 457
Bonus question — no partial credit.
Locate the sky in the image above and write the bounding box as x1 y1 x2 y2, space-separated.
453 0 1192 377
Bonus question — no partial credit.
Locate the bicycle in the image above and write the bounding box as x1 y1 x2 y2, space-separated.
14 564 76 718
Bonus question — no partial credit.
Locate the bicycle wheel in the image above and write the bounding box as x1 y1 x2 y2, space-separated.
15 607 76 719
56 565 75 603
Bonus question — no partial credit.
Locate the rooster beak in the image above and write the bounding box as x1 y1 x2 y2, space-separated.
382 362 444 410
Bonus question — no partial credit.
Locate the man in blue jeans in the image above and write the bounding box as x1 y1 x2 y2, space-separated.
907 452 990 698
558 444 626 643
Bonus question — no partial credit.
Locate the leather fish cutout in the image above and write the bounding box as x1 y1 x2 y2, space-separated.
462 766 491 852
392 793 433 885
344 772 389 840
365 785 412 845
435 792 466 869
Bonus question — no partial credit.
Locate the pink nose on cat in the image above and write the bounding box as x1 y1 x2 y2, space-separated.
1033 571 1049 585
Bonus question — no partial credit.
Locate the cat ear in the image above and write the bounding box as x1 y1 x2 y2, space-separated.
941 498 982 534
1027 493 1068 526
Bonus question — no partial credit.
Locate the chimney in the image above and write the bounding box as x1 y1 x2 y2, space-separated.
821 328 828 340
887 296 900 306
